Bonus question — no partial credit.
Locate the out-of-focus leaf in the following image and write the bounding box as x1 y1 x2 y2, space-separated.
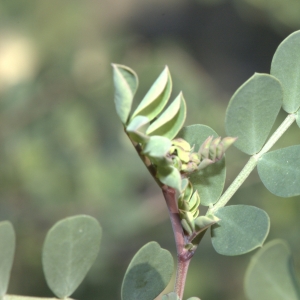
271 30 300 113
177 124 226 206
146 92 186 139
244 240 300 300
112 64 138 124
121 241 174 300
257 145 300 197
162 292 180 300
225 73 282 155
157 166 182 193
126 115 150 143
42 215 102 298
0 221 15 297
211 205 270 256
131 66 172 121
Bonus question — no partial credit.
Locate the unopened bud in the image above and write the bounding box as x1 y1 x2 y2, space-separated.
198 158 214 170
199 136 213 159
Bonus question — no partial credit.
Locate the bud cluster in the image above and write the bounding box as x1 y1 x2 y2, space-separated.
169 136 237 174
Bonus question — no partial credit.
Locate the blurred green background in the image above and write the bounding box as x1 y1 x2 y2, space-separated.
0 0 299 299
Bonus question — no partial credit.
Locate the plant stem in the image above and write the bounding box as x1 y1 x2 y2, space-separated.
209 113 296 214
162 186 195 299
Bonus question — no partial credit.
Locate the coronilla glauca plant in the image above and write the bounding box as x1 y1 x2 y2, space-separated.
0 29 300 300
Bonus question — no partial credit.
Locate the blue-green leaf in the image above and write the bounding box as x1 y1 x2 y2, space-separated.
245 240 300 300
42 215 102 298
177 124 226 206
131 66 172 121
121 241 174 300
146 92 186 139
0 221 15 296
225 73 282 155
211 205 270 256
112 64 138 124
257 145 300 197
271 30 300 113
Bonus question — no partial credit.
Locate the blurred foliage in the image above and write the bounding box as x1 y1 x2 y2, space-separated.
0 1 299 300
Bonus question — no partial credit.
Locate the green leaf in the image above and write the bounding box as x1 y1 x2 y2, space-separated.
112 64 138 124
271 30 300 113
121 241 174 300
126 115 150 143
177 124 226 206
0 221 15 296
225 73 282 155
257 145 300 197
157 166 182 193
142 136 172 166
131 66 172 121
244 239 300 300
146 92 186 139
42 215 102 298
211 205 270 256
162 292 180 300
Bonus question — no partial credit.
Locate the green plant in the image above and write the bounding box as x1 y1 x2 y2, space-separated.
112 29 300 300
1 30 300 300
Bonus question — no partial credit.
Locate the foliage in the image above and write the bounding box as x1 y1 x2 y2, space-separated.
0 6 300 300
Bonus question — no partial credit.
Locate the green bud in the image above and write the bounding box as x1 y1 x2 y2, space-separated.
172 138 191 151
189 152 200 164
176 147 190 163
198 158 214 170
194 215 220 231
181 219 193 236
209 136 221 161
220 136 237 152
172 156 182 170
199 136 213 159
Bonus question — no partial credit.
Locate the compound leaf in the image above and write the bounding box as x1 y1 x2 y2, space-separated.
257 145 300 197
121 241 174 300
112 64 138 124
131 66 172 121
177 124 226 206
146 92 186 139
0 221 15 296
271 30 300 113
42 215 102 298
244 240 300 300
225 73 282 155
211 205 270 256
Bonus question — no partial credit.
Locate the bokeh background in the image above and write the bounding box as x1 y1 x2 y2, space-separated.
0 0 300 299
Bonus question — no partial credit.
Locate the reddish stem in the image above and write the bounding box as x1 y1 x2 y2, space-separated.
162 186 195 299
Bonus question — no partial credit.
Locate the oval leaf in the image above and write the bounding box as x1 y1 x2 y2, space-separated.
121 241 174 300
131 66 172 121
271 30 300 113
146 92 186 139
42 215 102 298
112 64 138 124
211 205 270 256
245 240 300 300
225 73 282 155
257 145 300 197
177 124 226 206
0 221 15 296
